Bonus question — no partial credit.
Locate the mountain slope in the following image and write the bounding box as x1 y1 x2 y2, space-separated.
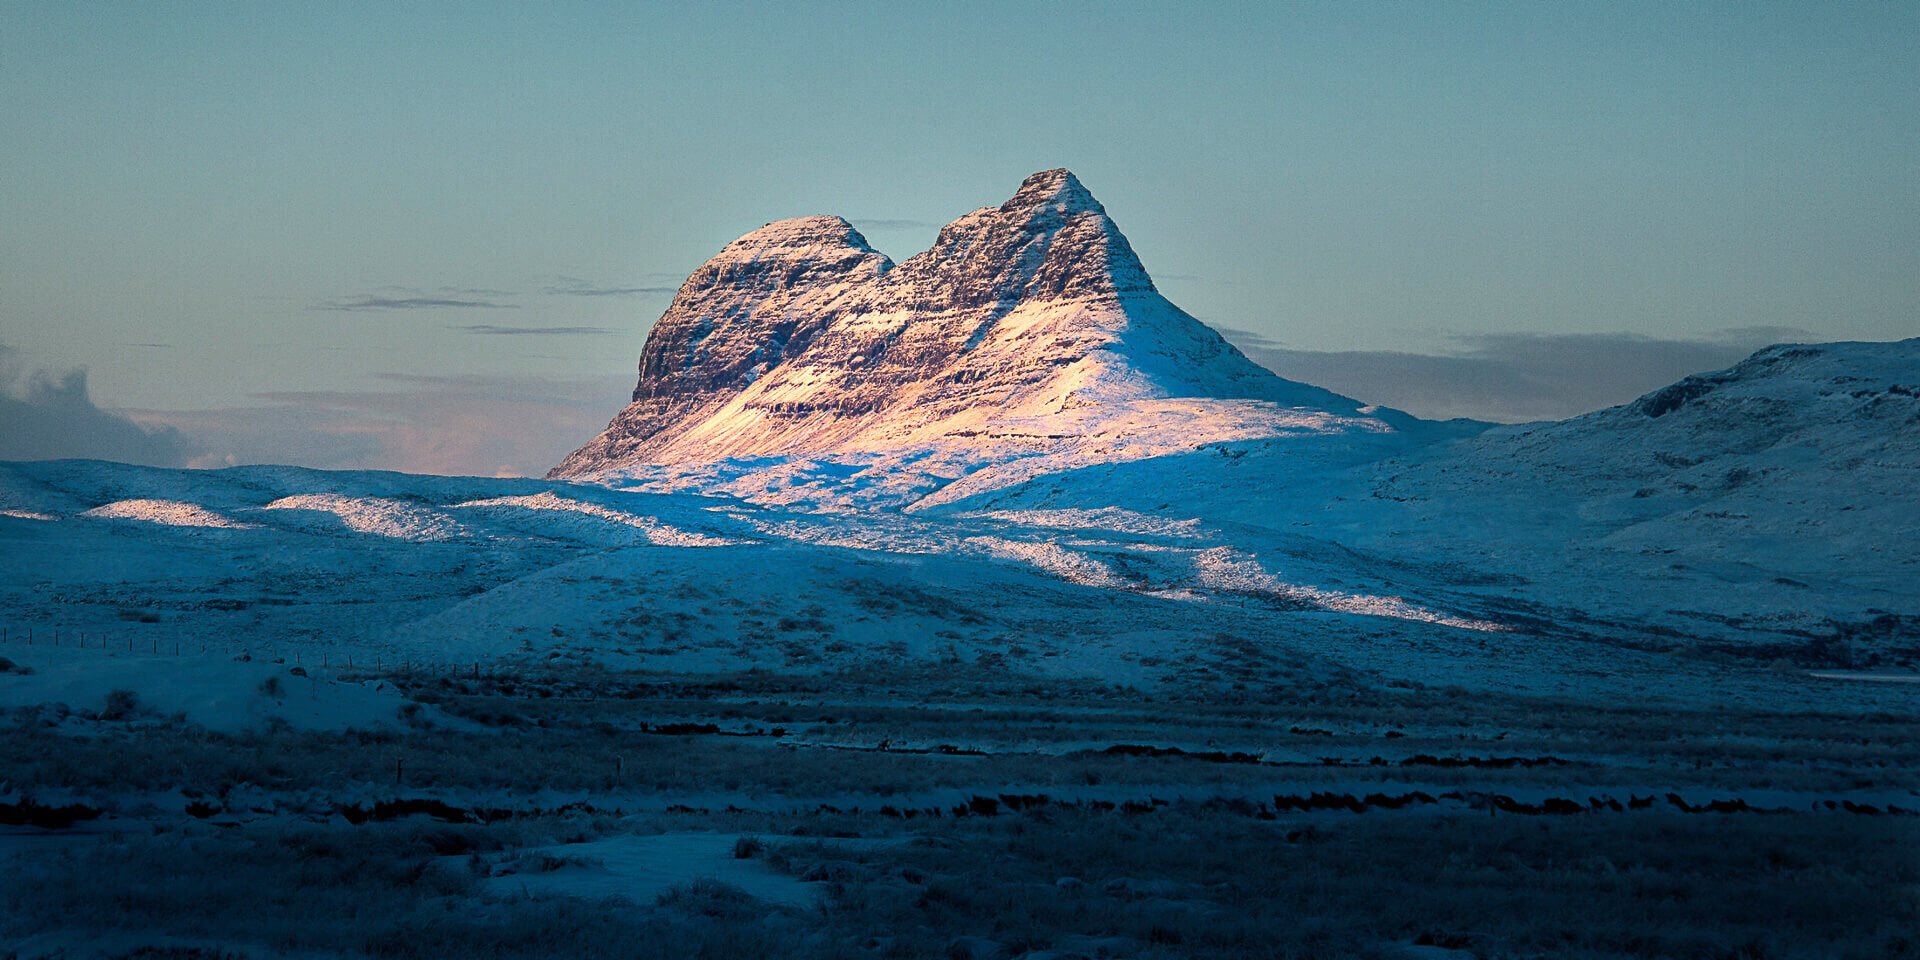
948 338 1920 651
551 170 1427 491
1365 339 1920 600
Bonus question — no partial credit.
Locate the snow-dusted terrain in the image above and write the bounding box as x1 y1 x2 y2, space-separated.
958 338 1920 657
2 339 1915 720
2 170 1916 960
3 172 1916 722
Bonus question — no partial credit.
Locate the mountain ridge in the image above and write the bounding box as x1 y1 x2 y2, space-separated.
549 170 1411 484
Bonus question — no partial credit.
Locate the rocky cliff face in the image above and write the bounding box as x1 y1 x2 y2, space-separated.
551 170 1407 483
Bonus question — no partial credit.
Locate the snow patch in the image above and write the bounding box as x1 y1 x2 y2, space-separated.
963 536 1128 589
1193 547 1506 632
262 494 468 541
963 507 1208 539
453 491 741 547
0 648 421 733
80 499 254 529
480 833 820 907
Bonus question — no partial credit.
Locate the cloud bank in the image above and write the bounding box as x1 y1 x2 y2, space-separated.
0 347 194 466
1218 327 1814 422
133 372 633 478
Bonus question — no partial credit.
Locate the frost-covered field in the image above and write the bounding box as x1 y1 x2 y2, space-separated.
0 447 1915 958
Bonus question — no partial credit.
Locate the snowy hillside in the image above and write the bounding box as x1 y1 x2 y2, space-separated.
3 177 1914 723
550 170 1447 505
956 339 1920 657
9 445 1910 719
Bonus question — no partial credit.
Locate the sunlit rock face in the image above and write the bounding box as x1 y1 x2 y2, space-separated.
551 169 1403 483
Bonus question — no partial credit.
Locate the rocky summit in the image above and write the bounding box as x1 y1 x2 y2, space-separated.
549 170 1406 484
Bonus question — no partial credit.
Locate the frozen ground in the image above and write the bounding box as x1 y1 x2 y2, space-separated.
0 437 1910 722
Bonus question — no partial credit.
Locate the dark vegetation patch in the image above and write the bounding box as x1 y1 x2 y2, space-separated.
0 796 102 829
775 810 1904 960
759 807 1920 960
5 806 1912 959
1635 376 1721 418
0 821 808 960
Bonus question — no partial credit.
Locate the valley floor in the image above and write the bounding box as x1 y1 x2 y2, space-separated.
2 659 1916 959
0 459 1914 958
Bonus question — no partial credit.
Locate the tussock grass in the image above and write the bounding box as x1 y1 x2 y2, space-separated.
776 807 1920 959
3 669 1914 959
0 822 809 960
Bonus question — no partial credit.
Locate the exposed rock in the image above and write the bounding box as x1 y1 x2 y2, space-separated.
550 170 1416 495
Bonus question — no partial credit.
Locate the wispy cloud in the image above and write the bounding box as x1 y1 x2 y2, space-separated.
367 284 519 297
0 346 194 466
1218 326 1816 423
312 295 520 311
451 324 617 337
539 275 678 298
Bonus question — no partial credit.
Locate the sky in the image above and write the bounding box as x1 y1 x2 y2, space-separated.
2 1 1916 475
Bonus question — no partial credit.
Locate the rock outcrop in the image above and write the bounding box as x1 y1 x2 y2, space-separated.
551 170 1407 484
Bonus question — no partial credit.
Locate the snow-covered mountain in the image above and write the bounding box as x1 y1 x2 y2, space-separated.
957 338 1920 651
5 171 1915 708
550 170 1436 502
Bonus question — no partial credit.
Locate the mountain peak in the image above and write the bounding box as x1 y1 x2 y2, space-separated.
728 215 874 253
894 168 1150 307
551 171 1392 483
1001 168 1103 217
682 215 891 303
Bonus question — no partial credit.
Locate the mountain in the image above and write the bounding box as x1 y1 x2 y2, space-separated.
550 170 1436 500
954 338 1920 650
1357 339 1920 610
4 338 1914 698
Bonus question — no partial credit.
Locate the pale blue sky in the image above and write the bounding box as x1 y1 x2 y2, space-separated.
2 2 1916 473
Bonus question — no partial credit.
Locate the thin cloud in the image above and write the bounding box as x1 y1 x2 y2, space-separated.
539 275 678 298
0 346 194 466
451 324 617 337
368 284 520 297
312 295 520 311
1218 326 1816 423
